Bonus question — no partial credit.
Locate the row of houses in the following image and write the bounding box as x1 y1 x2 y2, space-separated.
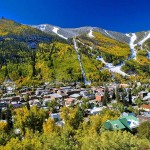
1 83 150 110
0 85 116 107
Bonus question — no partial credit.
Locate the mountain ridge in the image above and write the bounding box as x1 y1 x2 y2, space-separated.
32 22 150 34
32 24 130 43
32 23 150 45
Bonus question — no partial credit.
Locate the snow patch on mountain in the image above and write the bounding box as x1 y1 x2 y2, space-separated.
88 29 94 38
138 32 150 49
52 27 59 34
125 33 130 37
76 39 85 46
96 57 129 76
39 24 47 31
77 39 93 50
147 51 150 59
52 27 68 40
109 65 128 76
96 57 113 68
104 30 114 38
129 33 137 60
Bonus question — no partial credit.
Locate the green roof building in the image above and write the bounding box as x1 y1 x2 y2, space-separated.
104 116 139 131
104 119 126 131
119 116 139 131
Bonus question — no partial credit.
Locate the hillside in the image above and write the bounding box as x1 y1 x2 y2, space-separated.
0 18 150 86
0 18 55 41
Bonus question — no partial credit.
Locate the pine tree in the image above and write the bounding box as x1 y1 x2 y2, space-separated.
0 108 2 120
6 105 13 130
115 86 120 103
112 89 116 100
128 88 132 105
102 86 109 106
120 89 127 105
24 94 30 110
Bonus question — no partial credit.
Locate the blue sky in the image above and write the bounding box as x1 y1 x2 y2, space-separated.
0 0 150 33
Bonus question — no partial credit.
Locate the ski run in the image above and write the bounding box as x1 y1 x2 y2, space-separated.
73 39 91 85
88 29 94 38
52 27 68 40
73 30 150 78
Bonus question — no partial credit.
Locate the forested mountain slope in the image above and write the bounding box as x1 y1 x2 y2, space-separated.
0 18 150 86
